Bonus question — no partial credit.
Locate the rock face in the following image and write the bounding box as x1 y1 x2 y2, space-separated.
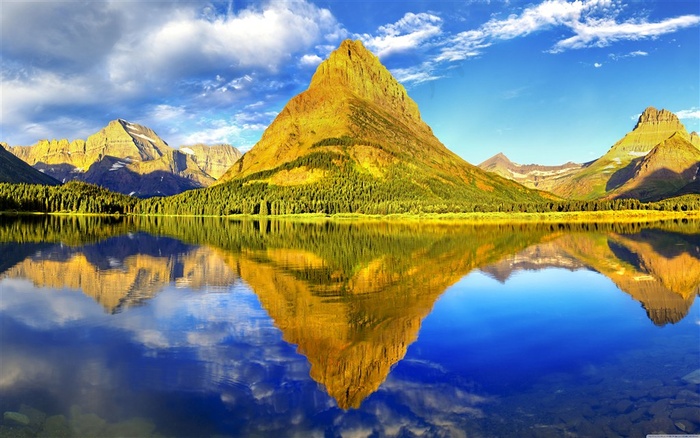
0 143 60 185
218 39 543 206
552 107 697 199
478 152 583 192
180 144 242 179
479 107 700 201
6 120 241 197
608 132 700 201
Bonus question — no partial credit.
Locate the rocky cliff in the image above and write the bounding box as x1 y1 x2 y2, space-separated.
6 120 241 197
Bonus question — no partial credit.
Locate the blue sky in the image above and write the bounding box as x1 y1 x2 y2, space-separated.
1 0 698 165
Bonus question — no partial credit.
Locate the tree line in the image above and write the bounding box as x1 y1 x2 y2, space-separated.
0 180 698 217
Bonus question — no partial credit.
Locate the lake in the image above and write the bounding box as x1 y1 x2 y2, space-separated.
1 216 698 437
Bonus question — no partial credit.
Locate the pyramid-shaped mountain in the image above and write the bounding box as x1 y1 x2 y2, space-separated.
215 40 544 212
6 120 241 197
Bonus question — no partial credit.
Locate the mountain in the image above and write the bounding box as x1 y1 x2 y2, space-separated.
478 152 583 192
552 107 698 200
607 132 700 201
477 107 700 201
212 39 545 211
179 143 243 179
0 143 60 185
6 120 241 197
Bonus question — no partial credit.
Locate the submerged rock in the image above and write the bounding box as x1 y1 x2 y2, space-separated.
2 412 29 426
38 415 71 438
681 369 700 384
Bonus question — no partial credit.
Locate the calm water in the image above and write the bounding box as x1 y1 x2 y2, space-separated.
0 216 698 437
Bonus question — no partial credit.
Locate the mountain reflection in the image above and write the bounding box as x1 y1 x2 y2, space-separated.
479 228 700 326
1 216 698 410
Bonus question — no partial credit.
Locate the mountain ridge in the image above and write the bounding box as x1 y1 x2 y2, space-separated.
478 107 699 201
5 120 241 197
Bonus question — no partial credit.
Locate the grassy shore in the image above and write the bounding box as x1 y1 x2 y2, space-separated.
2 209 698 224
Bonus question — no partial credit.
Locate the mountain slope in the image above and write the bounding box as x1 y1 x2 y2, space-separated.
212 39 545 211
478 152 583 192
553 107 694 200
0 143 60 185
6 120 241 197
608 132 700 201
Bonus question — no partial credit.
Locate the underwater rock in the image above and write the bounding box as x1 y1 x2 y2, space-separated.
670 406 700 424
2 412 29 426
18 405 45 433
681 369 700 384
38 415 70 438
675 420 697 433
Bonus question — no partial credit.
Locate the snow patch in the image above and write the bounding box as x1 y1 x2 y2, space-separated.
602 164 616 170
129 191 137 196
629 151 648 157
613 157 621 164
131 132 157 143
38 169 45 173
109 161 127 171
180 147 195 155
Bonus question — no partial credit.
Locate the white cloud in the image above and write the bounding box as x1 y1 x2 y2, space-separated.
391 64 442 85
438 0 700 60
107 1 341 85
594 62 603 68
609 50 649 61
359 12 443 58
629 50 649 57
150 104 187 121
300 54 323 67
676 108 700 120
552 14 700 52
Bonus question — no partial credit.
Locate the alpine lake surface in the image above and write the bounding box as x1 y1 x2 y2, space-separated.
0 215 698 438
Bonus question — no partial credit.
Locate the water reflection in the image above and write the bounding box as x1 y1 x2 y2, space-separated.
480 228 700 326
1 216 698 436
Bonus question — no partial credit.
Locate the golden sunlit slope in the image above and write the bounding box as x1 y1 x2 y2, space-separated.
552 107 696 200
215 39 545 208
607 132 700 201
5 120 241 197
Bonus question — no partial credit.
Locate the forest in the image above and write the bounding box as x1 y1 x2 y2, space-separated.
0 180 698 217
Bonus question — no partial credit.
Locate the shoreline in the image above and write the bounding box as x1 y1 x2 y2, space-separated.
1 209 698 224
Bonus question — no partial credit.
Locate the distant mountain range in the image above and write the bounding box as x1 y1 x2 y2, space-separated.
479 107 700 202
1 39 697 205
3 119 241 197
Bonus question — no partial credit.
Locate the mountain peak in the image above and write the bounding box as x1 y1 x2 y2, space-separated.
308 39 421 122
633 106 684 131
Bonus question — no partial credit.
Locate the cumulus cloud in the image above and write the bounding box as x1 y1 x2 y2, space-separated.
300 54 323 67
594 62 603 68
0 0 343 145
